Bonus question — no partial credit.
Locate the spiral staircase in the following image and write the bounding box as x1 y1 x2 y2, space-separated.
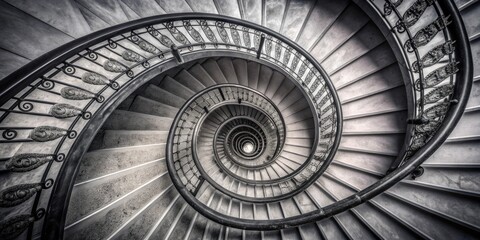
0 0 478 239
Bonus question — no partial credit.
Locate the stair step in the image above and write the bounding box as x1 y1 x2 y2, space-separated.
310 3 369 62
110 185 177 239
147 197 186 239
388 183 480 230
76 144 165 183
247 61 260 89
341 85 407 117
241 0 262 25
318 218 350 240
449 111 480 138
176 69 206 92
340 134 404 157
103 110 173 131
202 59 229 84
159 75 196 100
337 60 403 99
101 130 168 149
327 164 380 191
427 139 480 165
66 162 168 229
335 150 393 174
278 89 306 112
232 58 249 86
130 96 179 118
353 202 421 239
374 193 476 239
322 21 385 71
285 118 315 130
141 84 186 108
343 110 407 132
271 79 295 106
414 166 480 193
217 58 239 84
330 43 397 88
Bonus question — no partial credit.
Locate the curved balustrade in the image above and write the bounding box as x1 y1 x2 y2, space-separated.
0 14 341 237
169 84 335 203
367 0 471 169
0 2 470 235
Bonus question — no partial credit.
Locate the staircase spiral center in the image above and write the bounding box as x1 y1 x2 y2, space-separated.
242 142 254 154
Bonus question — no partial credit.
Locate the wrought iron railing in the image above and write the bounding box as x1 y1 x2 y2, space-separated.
367 0 470 171
169 84 337 202
0 14 341 237
0 1 470 235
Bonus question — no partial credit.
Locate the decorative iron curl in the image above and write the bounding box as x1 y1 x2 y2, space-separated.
108 39 118 49
126 70 135 78
95 95 105 103
2 129 17 140
62 64 76 76
35 208 46 219
142 61 151 68
43 179 54 189
86 49 98 60
40 78 55 90
130 34 140 43
67 130 77 139
55 153 65 162
110 81 120 90
18 101 33 112
82 111 92 120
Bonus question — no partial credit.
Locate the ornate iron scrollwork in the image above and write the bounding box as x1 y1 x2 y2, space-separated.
60 86 103 102
405 15 450 52
410 133 429 151
147 26 174 47
121 49 146 63
423 84 453 104
384 0 403 16
29 126 76 142
416 120 441 133
412 41 455 72
104 59 127 72
415 62 458 89
164 21 191 50
215 21 230 44
5 153 57 172
0 215 35 239
423 102 449 119
199 20 218 48
242 27 251 49
183 20 204 43
81 72 109 85
229 24 241 48
130 33 161 55
396 0 436 32
0 183 47 207
49 103 84 119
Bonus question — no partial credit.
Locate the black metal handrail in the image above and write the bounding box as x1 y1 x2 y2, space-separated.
366 0 467 171
169 84 333 202
0 14 340 238
0 1 469 235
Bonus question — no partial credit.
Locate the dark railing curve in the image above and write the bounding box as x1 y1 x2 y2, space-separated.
170 84 332 203
0 1 469 235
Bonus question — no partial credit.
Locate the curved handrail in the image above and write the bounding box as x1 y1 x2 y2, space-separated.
170 84 330 203
0 0 469 235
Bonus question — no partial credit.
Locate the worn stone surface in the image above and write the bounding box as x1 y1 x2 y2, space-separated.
5 0 91 38
280 0 316 40
0 2 73 60
76 0 129 25
0 49 29 79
